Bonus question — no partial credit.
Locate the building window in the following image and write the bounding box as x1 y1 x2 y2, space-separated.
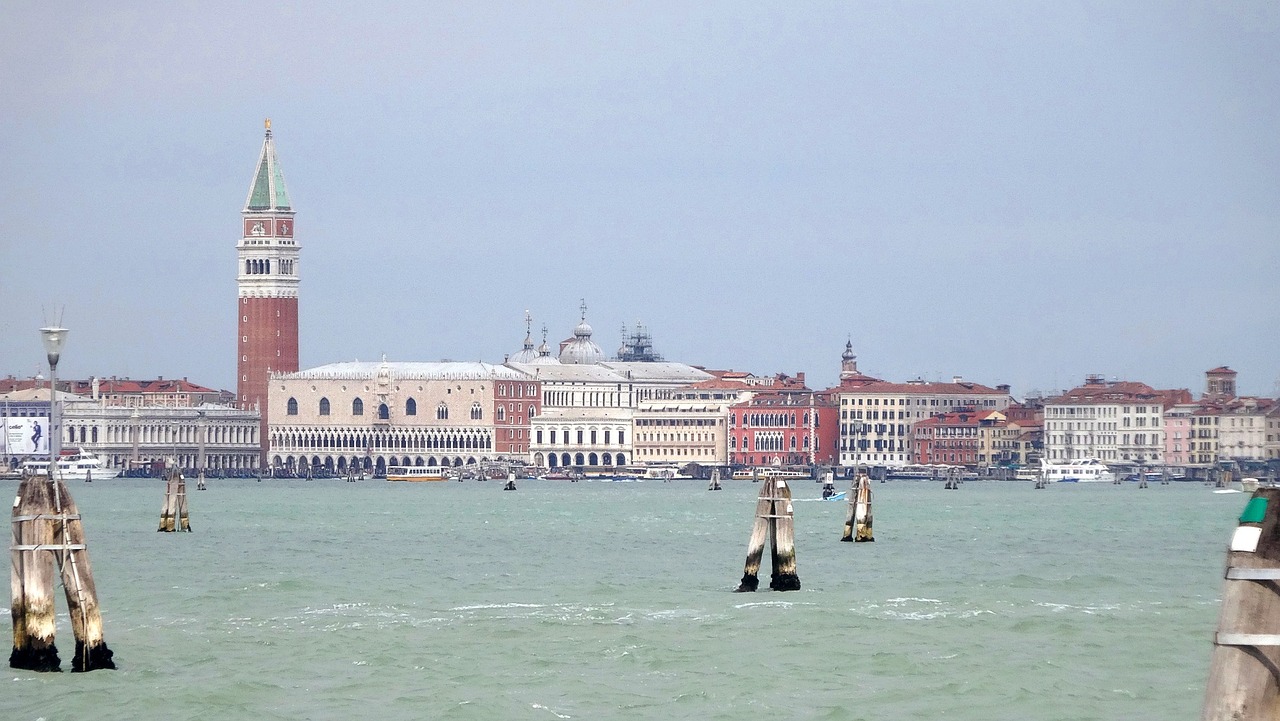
287 397 298 416
437 404 449 420
471 402 483 420
405 398 417 416
378 403 390 420
319 398 330 416
352 398 364 416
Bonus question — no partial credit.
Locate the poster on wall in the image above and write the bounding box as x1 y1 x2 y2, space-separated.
5 417 50 456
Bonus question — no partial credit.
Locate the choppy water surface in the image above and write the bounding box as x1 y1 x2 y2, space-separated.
3 479 1242 720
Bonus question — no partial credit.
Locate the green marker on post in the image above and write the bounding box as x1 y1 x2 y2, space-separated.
1240 497 1268 524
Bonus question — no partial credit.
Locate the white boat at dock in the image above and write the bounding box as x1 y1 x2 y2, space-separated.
21 450 120 481
1039 459 1115 483
385 465 449 482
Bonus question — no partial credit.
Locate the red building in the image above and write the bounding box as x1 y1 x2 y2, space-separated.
726 372 839 468
493 377 541 457
912 409 992 466
237 120 300 467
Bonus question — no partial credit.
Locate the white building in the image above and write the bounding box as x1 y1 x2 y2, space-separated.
1043 376 1190 465
267 360 534 476
836 374 1013 468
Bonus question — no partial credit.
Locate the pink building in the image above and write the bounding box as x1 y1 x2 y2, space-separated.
1164 403 1195 467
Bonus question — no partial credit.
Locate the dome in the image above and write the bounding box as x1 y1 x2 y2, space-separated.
842 340 855 362
559 336 604 365
509 312 538 363
559 302 604 364
530 325 561 366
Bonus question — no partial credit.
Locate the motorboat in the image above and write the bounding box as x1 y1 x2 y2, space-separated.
21 450 120 481
1038 459 1116 483
385 465 449 482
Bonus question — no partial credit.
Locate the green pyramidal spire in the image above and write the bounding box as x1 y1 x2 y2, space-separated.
244 118 292 212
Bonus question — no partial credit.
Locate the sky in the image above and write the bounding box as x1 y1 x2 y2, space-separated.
1 1 1278 399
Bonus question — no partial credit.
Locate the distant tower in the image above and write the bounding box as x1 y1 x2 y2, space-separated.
839 338 859 381
1205 366 1237 399
237 119 299 467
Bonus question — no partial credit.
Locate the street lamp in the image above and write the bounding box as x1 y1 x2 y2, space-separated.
39 326 68 477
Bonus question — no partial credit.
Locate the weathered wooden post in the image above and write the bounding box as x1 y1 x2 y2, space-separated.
1203 487 1280 719
158 465 191 532
49 475 115 671
11 474 115 671
734 479 800 592
10 474 60 671
708 468 722 491
841 472 874 542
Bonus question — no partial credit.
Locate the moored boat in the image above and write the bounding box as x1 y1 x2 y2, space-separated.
1039 458 1115 483
21 450 120 481
385 465 449 482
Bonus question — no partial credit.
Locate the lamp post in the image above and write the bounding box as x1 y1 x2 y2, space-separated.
39 326 68 478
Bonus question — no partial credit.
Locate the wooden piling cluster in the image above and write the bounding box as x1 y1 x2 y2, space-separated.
841 473 874 542
158 466 192 532
1203 487 1280 719
707 468 722 491
10 471 115 672
735 479 800 592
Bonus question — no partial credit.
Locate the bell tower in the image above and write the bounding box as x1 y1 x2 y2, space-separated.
237 119 300 468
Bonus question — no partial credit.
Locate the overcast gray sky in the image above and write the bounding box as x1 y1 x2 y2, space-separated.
2 1 1277 397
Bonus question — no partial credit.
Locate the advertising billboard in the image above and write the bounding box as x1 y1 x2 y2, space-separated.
4 417 50 456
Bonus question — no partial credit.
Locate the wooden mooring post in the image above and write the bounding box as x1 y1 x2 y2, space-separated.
158 466 191 532
734 479 800 592
841 473 874 542
11 471 115 672
1203 487 1280 719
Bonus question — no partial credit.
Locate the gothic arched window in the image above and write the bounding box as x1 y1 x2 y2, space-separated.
319 398 330 416
378 403 390 420
437 404 449 420
471 402 483 420
405 398 417 416
287 398 298 416
352 398 364 416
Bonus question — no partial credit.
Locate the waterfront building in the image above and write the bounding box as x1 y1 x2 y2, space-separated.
3 385 260 473
1214 397 1274 463
1163 403 1196 468
1180 367 1275 472
1189 404 1221 468
1267 406 1280 462
833 341 1013 468
266 360 533 476
510 360 713 470
633 379 743 466
913 410 987 466
980 402 1043 468
237 120 300 467
725 373 838 468
511 361 635 470
62 396 261 473
1043 375 1190 465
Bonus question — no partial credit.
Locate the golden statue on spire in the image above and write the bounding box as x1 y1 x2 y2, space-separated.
265 118 272 130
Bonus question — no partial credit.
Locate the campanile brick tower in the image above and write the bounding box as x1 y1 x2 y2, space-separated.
237 119 299 469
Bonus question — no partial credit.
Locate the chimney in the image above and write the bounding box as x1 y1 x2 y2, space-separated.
997 384 1010 394
952 375 963 384
796 372 805 385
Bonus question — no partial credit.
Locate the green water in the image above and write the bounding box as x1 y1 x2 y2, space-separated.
2 479 1242 720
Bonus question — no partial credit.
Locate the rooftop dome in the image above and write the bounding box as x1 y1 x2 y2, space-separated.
509 311 538 364
530 325 561 366
559 301 605 365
